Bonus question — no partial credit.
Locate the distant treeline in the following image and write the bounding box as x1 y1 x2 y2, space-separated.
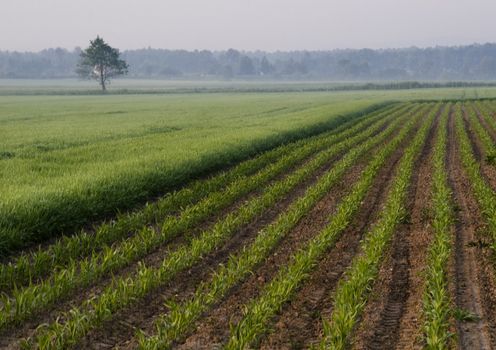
1 43 496 80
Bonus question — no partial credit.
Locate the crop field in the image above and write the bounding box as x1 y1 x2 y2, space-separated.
2 91 496 349
4 88 493 254
0 92 384 253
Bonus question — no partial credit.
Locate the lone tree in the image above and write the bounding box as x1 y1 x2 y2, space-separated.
77 36 128 91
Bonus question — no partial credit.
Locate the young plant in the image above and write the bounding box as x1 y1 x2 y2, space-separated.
421 104 455 350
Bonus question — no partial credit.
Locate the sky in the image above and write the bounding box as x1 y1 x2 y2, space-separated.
1 0 495 52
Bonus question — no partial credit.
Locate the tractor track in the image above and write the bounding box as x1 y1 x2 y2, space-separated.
351 107 439 350
447 110 495 350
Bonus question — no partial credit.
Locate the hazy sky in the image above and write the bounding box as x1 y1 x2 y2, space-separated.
1 0 495 52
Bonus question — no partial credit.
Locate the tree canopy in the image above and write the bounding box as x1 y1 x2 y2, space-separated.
2 43 496 81
76 36 128 91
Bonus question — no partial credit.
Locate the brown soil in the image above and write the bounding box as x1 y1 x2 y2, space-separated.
350 108 438 350
447 110 496 349
173 113 421 349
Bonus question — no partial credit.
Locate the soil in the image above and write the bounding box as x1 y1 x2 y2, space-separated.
258 137 403 350
350 107 439 350
447 108 496 349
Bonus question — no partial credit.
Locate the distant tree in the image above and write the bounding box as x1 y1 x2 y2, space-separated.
239 56 255 75
477 56 496 79
5 42 496 81
225 49 241 63
76 36 128 91
282 58 307 75
260 56 274 75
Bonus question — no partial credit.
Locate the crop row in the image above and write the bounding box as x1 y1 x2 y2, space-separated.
480 101 496 128
136 103 425 350
474 101 496 144
1 107 400 331
318 104 438 349
454 104 496 262
220 105 432 349
463 102 496 163
20 104 413 349
421 104 454 349
0 103 404 294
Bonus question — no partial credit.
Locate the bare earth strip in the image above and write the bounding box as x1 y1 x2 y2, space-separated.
447 110 495 350
350 109 438 350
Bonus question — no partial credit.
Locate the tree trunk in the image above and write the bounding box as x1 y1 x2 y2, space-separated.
100 65 106 92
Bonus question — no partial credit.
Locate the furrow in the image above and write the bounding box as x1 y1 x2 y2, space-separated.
352 104 441 350
449 104 496 349
255 114 408 349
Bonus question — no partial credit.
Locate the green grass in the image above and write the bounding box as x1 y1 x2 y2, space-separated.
0 92 388 253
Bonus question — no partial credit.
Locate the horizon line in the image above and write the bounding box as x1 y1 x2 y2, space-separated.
1 41 495 55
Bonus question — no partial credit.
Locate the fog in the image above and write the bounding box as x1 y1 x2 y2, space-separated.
1 0 495 52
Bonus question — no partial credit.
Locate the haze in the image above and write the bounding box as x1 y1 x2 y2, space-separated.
1 0 495 52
